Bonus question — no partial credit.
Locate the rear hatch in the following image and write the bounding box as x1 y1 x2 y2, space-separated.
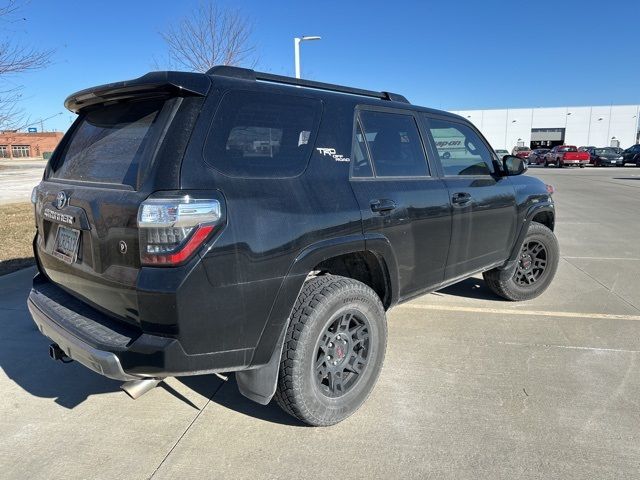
33 72 209 324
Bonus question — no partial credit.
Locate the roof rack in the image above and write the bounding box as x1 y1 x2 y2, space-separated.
206 65 410 104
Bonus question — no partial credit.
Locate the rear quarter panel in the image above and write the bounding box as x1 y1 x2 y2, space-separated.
177 86 363 360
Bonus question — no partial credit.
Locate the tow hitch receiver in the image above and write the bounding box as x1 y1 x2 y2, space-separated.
49 343 70 362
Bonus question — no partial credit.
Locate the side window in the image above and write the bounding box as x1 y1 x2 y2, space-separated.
359 110 429 177
204 91 322 178
351 121 373 177
425 116 493 176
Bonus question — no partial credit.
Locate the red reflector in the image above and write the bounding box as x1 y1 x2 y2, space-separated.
142 225 214 266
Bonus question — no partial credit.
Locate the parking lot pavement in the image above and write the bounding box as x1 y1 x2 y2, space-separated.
0 159 46 204
1 167 640 479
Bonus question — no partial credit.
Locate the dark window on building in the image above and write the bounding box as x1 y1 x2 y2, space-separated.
351 122 373 177
205 91 322 178
426 117 493 176
11 145 30 158
359 111 429 177
51 98 166 187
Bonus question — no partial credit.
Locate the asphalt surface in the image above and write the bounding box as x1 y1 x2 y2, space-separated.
1 166 640 479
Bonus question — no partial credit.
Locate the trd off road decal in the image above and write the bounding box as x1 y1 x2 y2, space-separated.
316 147 350 162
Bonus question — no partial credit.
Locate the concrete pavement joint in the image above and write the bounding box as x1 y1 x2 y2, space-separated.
398 303 640 321
495 340 640 354
563 257 640 313
563 256 640 261
148 380 226 479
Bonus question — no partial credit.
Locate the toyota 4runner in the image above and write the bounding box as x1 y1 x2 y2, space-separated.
27 66 558 426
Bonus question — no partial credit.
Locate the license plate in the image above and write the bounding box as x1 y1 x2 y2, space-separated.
611 160 616 163
53 225 80 264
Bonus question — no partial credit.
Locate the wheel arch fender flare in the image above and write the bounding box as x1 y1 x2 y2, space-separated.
237 234 398 405
501 202 555 270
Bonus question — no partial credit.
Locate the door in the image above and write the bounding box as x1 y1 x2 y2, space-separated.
422 114 518 281
349 108 451 299
624 145 640 163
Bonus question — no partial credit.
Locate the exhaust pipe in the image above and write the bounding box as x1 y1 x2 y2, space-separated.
121 378 162 399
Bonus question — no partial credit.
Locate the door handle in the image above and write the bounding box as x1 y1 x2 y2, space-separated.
451 192 472 205
370 199 397 213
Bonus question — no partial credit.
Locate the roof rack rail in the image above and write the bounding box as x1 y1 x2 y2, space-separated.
206 65 410 104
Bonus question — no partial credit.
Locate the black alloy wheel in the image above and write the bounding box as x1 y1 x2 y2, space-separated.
275 275 387 426
314 311 370 398
483 222 559 301
514 240 547 286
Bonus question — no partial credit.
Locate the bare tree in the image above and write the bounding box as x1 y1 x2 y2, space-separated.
0 1 53 129
158 1 256 73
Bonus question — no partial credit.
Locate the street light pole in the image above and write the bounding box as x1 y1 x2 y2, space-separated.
294 36 321 79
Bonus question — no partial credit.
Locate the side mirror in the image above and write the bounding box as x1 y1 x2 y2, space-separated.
502 155 527 176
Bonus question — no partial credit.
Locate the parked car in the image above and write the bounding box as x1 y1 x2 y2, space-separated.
585 147 624 167
528 148 550 165
511 146 532 159
544 145 589 167
494 149 509 160
621 144 640 166
27 66 559 426
610 147 624 155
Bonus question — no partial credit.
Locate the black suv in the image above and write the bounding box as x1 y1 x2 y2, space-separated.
27 67 558 426
621 144 640 166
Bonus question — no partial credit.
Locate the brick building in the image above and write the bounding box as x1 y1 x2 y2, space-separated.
0 131 64 159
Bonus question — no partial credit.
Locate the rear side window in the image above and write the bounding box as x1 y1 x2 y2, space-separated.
425 117 493 176
205 91 322 178
51 98 166 188
359 110 429 177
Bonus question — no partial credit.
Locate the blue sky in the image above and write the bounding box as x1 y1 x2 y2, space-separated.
7 0 640 132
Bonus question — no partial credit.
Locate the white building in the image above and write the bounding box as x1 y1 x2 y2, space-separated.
450 105 640 151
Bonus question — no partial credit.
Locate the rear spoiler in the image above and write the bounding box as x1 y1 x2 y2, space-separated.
64 71 211 113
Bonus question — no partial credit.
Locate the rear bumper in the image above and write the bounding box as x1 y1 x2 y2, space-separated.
561 159 589 164
28 297 138 381
27 274 252 380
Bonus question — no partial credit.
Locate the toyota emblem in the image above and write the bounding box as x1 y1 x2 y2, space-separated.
55 191 67 209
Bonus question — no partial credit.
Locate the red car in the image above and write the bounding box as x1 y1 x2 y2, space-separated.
543 145 589 168
511 146 532 159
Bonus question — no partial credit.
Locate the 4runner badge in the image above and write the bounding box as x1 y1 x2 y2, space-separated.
316 147 350 162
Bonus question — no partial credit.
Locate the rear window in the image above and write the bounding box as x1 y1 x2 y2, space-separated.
204 91 322 178
51 98 166 188
559 146 577 152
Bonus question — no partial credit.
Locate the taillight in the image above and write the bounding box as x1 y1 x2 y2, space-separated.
137 194 222 266
546 184 554 195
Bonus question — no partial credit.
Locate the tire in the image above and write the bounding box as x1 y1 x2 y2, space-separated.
483 222 559 301
544 161 549 168
274 275 387 426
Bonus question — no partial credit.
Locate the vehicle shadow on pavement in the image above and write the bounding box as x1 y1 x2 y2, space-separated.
434 277 502 301
0 311 122 408
178 374 307 427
